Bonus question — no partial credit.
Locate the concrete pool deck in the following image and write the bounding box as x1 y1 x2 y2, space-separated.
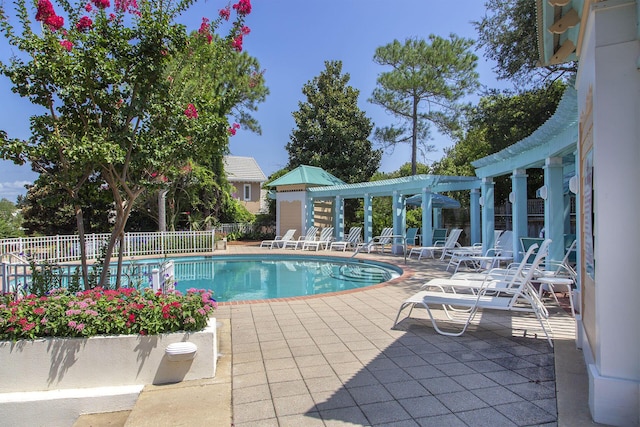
74 243 606 426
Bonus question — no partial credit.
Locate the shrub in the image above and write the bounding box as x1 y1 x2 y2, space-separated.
0 287 216 340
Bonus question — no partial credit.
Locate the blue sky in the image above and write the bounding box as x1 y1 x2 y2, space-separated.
0 0 510 202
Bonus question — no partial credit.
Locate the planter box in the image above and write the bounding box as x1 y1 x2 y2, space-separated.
0 319 219 426
0 318 218 394
215 239 227 250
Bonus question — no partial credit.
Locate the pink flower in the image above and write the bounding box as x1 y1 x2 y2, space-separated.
44 14 64 31
241 25 251 35
232 35 243 52
232 0 252 16
92 0 110 8
35 0 55 22
35 0 64 31
219 7 230 20
34 307 46 315
85 3 93 12
60 39 73 51
198 17 210 34
109 13 116 20
76 16 93 31
227 123 240 135
115 0 137 13
184 103 198 119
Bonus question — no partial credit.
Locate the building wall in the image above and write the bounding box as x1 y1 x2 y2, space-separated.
576 2 640 425
229 181 263 214
275 191 305 238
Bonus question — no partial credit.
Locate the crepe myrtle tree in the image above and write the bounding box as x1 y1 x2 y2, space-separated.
0 0 253 288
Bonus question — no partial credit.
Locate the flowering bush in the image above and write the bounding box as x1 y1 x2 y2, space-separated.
0 287 216 340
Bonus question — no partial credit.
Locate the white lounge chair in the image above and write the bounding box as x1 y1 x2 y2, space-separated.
394 239 554 346
283 226 318 250
303 227 334 251
330 227 362 251
358 227 394 253
408 228 462 260
447 230 514 273
535 239 577 316
260 229 296 249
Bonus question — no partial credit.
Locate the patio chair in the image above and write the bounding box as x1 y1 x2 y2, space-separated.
303 227 334 251
520 237 544 263
405 228 420 246
394 239 554 347
535 239 577 316
259 229 296 249
447 230 514 273
283 226 318 250
437 240 550 289
408 228 462 260
431 228 448 245
358 227 394 253
329 227 362 251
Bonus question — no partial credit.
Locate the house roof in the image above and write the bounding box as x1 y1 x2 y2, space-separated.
224 156 267 183
267 165 346 187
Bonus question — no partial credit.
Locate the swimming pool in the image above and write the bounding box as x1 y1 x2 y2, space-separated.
152 255 402 302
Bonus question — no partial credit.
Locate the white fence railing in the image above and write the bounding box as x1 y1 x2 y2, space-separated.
0 230 217 294
0 230 216 264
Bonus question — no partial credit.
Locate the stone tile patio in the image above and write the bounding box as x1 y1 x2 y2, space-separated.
213 245 575 426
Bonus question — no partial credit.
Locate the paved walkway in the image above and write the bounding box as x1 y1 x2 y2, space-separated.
76 243 597 426
214 244 578 427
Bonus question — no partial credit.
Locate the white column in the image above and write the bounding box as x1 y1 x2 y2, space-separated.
421 188 433 245
511 169 528 262
543 157 564 262
481 177 495 254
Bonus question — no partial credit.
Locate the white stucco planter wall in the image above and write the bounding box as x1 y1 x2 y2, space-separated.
0 318 218 394
0 318 219 426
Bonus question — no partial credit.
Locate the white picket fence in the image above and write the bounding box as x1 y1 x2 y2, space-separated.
0 230 216 264
0 230 216 294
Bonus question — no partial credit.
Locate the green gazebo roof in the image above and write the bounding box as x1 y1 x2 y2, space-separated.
267 165 346 187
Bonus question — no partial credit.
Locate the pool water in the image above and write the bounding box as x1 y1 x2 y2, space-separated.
162 255 401 302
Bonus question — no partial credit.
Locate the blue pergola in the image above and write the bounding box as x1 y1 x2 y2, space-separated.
268 168 481 250
472 84 579 261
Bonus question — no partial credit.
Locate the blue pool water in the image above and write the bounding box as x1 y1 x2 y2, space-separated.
152 255 401 302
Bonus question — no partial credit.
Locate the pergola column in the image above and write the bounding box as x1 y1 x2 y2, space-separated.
333 195 344 241
392 190 405 254
306 195 315 232
511 169 528 262
433 208 442 229
363 193 373 243
544 157 564 262
470 188 481 245
481 177 495 254
421 188 433 245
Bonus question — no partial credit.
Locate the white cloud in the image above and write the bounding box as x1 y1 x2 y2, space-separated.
0 181 32 202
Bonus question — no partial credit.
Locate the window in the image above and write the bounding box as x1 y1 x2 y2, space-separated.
243 184 251 201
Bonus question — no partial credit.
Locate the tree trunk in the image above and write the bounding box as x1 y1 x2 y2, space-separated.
98 209 126 288
116 231 125 288
411 95 419 175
